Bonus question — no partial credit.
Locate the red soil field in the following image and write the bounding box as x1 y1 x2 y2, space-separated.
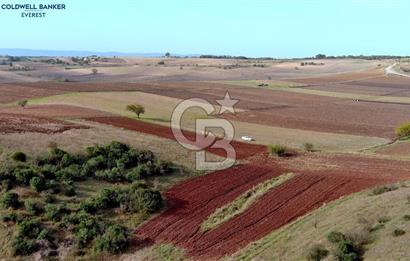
0 113 85 134
135 153 409 259
87 116 266 159
0 104 112 119
0 83 64 103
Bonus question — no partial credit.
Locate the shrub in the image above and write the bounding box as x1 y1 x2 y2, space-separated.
30 176 46 192
120 186 162 213
72 215 104 248
393 229 406 237
1 179 11 191
327 231 363 261
24 200 42 215
306 244 329 261
371 185 398 195
56 164 84 181
304 143 314 152
11 236 38 256
17 219 42 238
45 204 69 222
95 167 124 182
14 166 38 185
92 188 120 210
395 122 410 138
63 183 76 197
403 215 410 221
11 151 26 162
45 194 55 204
267 144 287 157
95 224 129 254
17 99 28 108
2 212 19 223
334 239 360 261
327 231 346 244
47 179 61 194
1 192 20 209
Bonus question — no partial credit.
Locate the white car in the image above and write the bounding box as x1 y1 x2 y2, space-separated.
241 135 255 142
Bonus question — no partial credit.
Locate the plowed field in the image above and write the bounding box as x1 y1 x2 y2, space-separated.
0 113 84 134
87 116 266 159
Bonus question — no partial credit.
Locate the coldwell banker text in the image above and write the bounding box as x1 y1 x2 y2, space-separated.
1 3 66 18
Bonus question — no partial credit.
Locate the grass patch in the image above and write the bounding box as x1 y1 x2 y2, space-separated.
153 244 185 261
267 144 289 157
201 173 294 232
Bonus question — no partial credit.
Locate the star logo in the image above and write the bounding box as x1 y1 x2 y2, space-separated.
216 91 239 114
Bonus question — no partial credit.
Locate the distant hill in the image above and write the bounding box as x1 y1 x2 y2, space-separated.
0 48 198 57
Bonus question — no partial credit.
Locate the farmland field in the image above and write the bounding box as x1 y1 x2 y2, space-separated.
1 57 410 260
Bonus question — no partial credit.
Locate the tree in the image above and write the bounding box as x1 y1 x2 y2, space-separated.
315 54 326 59
17 100 28 108
92 68 98 75
165 52 170 58
126 104 145 118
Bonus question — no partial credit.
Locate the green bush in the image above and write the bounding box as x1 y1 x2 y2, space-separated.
13 166 39 185
1 192 20 209
95 224 129 254
11 152 26 162
63 183 76 197
120 186 162 213
11 236 38 256
327 231 346 243
92 188 120 210
56 164 84 181
95 167 124 182
403 215 410 221
45 204 69 222
17 219 43 238
267 144 287 157
327 231 363 261
306 244 329 261
395 122 410 138
30 176 46 192
72 215 104 248
126 167 143 181
24 200 42 215
335 239 360 261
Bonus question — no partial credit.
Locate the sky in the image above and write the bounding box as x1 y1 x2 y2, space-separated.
0 0 409 58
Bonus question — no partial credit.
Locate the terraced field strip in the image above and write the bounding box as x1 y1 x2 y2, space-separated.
87 116 267 159
200 172 295 232
136 168 393 259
